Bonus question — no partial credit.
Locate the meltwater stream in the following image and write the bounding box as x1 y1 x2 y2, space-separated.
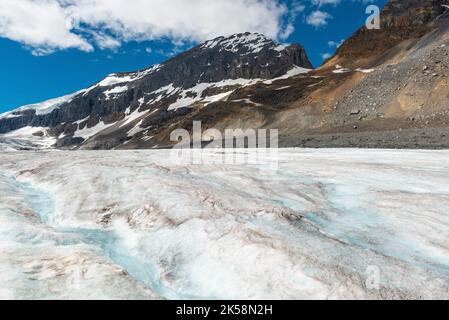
6 174 198 300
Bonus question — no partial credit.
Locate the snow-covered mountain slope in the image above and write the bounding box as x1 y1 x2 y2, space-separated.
0 33 312 150
0 93 81 119
1 149 449 299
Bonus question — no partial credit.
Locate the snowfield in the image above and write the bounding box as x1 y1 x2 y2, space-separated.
0 149 449 300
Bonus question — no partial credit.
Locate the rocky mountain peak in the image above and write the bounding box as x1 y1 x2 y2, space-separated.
382 0 448 27
87 32 312 93
200 32 282 55
0 32 313 149
333 0 449 61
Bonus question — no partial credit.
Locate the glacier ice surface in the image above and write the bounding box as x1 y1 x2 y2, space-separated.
0 149 449 300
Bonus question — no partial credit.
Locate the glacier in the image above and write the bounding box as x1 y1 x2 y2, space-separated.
0 149 449 300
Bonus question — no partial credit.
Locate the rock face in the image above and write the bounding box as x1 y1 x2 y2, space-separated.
273 0 449 148
337 0 449 60
0 32 311 149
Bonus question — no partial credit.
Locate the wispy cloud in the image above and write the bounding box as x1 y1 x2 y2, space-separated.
312 0 341 6
306 10 332 27
321 52 332 59
311 0 374 6
328 39 344 48
280 0 306 39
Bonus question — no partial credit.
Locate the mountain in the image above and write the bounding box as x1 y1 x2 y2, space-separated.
0 33 311 150
199 0 449 149
275 0 449 148
2 0 449 150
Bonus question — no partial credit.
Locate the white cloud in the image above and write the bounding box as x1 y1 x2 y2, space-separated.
0 0 93 55
0 0 299 55
312 0 341 6
321 52 332 59
280 0 305 39
328 39 344 48
311 0 374 6
306 10 332 27
90 31 121 50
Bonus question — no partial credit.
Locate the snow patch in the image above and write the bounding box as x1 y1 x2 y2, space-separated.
103 86 128 100
333 65 375 74
127 120 146 138
204 91 233 105
73 121 114 140
356 68 375 73
264 66 311 84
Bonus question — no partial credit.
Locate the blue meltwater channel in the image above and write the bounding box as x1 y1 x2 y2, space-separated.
5 173 203 300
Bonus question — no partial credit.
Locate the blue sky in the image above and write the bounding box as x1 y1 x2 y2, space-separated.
0 0 388 113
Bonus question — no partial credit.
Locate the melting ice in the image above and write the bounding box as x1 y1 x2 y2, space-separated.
0 149 449 300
